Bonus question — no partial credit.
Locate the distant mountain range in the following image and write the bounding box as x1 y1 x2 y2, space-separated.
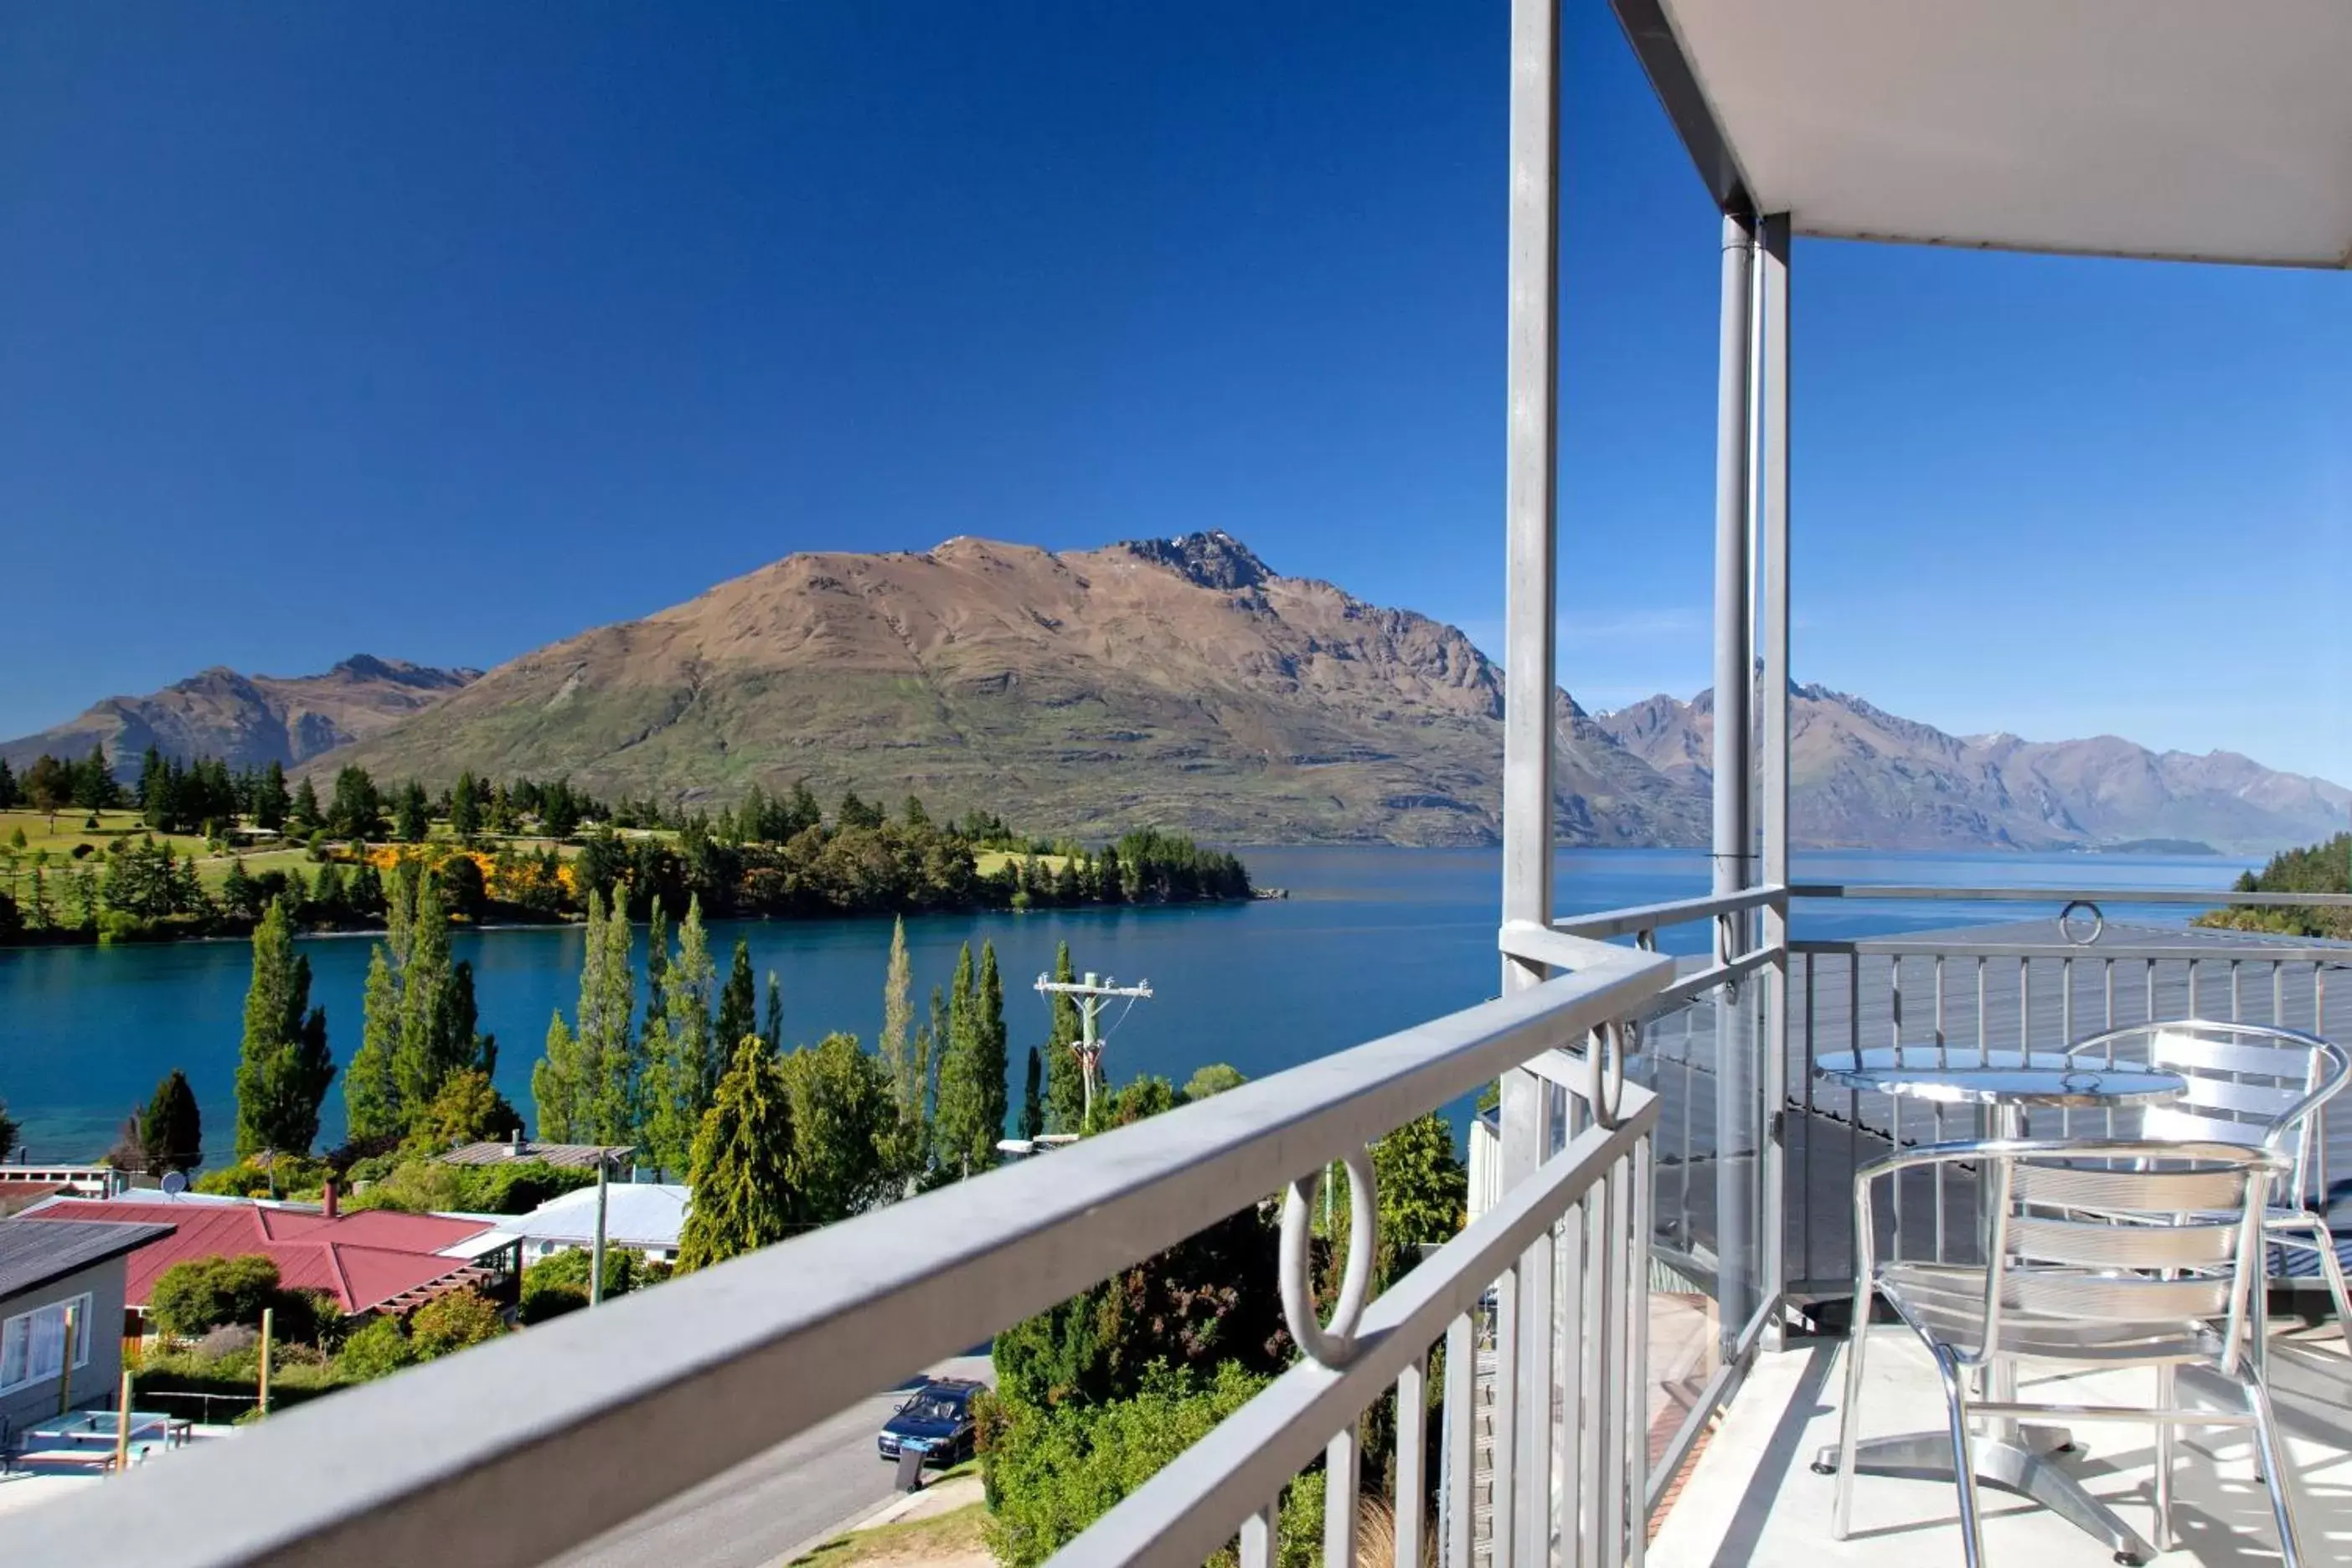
0 655 479 776
4 534 2342 853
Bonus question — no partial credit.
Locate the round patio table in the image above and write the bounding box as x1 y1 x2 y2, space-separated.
1808 1051 2188 1566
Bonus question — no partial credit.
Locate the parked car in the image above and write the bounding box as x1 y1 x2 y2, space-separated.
876 1378 983 1467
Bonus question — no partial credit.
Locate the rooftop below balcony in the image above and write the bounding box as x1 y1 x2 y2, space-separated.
1653 1320 2352 1566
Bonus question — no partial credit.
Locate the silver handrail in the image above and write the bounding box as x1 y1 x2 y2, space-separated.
0 941 1673 1568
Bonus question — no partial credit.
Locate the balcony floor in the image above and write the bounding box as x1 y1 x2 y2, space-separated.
1652 1322 2352 1566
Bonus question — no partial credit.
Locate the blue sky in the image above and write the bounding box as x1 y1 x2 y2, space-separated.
4 4 2347 781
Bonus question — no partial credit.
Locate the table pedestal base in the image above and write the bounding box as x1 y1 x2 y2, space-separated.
1812 1430 2153 1565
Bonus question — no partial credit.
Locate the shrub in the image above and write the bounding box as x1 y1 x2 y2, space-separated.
151 1255 284 1338
343 1161 471 1215
407 1289 507 1359
459 1159 597 1215
517 1247 641 1324
195 1323 260 1359
193 1153 333 1198
333 1315 417 1381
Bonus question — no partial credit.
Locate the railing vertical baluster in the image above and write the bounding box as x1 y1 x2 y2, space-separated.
2019 955 2030 1058
1578 1182 1605 1565
1398 1356 1428 1568
2318 967 2332 1207
2145 959 2156 1030
1628 1135 1653 1568
1932 956 1947 1262
2190 956 2201 1019
1554 1202 1582 1560
1326 1423 1361 1566
1491 1263 1518 1568
1443 1313 1474 1568
1514 1230 1553 1568
1241 1495 1281 1568
1890 954 1906 1242
2103 957 2116 1035
2272 961 2285 1029
1599 1159 1630 1568
2061 955 2075 1138
2231 958 2242 1022
1803 953 1818 1288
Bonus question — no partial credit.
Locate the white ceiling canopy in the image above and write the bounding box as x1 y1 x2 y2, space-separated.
1619 0 2352 269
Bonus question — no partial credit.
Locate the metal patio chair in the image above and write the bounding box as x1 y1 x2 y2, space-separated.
1831 1137 2305 1566
2067 1019 2352 1358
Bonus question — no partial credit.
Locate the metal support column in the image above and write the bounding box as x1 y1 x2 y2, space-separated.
1498 0 1561 1555
1710 210 1756 1353
1756 213 1792 1351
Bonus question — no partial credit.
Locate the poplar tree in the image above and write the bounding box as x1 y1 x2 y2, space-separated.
394 874 455 1112
878 917 926 1172
534 889 618 1142
640 896 717 1175
345 943 405 1142
676 1035 801 1273
976 941 1008 1152
1042 941 1084 1133
1020 1048 1044 1141
714 941 758 1063
931 944 997 1175
585 894 638 1143
781 1032 895 1224
763 972 784 1053
234 898 334 1158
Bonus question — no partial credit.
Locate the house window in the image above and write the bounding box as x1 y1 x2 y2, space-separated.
0 1292 96 1394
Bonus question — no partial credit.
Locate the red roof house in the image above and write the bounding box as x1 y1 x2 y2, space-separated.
13 1194 507 1316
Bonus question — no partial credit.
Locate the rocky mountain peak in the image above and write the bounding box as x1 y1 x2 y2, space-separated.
1121 530 1274 591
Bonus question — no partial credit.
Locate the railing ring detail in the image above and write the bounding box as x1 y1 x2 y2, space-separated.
2059 899 2105 946
1279 1148 1379 1367
1589 1016 1628 1128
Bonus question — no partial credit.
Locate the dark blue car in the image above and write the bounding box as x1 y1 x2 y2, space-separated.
877 1379 983 1467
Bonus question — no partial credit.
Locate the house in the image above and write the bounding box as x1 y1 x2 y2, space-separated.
493 1184 689 1266
0 1218 173 1432
436 1134 634 1172
12 1191 517 1318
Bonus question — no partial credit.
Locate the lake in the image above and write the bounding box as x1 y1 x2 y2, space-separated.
0 846 2253 1161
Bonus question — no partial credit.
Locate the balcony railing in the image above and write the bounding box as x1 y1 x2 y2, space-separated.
5 881 2344 1568
0 915 1676 1568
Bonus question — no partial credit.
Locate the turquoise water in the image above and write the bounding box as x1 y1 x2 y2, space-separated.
0 846 2251 1160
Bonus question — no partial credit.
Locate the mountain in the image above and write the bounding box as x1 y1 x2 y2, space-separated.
18 535 2343 852
1591 684 2352 854
1 656 481 777
310 532 1700 848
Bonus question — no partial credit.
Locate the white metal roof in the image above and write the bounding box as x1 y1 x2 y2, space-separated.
1624 0 2352 268
488 1183 690 1251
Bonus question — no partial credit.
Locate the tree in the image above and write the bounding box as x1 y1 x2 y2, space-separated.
408 1288 508 1359
976 942 1009 1152
763 972 784 1053
328 766 384 840
0 757 16 809
450 771 483 839
1041 943 1084 1133
676 1035 802 1272
1370 1112 1467 1285
1020 1048 1045 1141
715 940 758 1064
344 944 404 1141
531 889 637 1143
781 1032 896 1224
1180 1063 1247 1101
641 896 718 1177
141 1069 203 1174
150 1255 285 1338
878 917 927 1175
931 943 1008 1175
417 1067 515 1149
234 898 334 1158
0 1095 16 1163
290 776 322 833
395 781 431 843
254 761 291 832
394 874 467 1117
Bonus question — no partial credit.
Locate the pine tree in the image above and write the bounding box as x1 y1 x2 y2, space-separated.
233 898 334 1158
141 1070 203 1174
931 944 996 1175
345 943 405 1142
290 776 322 833
450 771 482 839
1020 1047 1044 1141
715 941 758 1064
255 762 291 831
675 1035 802 1273
395 781 430 843
1042 941 1084 1133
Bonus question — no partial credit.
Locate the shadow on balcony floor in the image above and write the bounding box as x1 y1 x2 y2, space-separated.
1651 1324 2352 1566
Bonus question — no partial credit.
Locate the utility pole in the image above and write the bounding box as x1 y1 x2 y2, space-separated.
1033 971 1153 1127
590 1157 611 1308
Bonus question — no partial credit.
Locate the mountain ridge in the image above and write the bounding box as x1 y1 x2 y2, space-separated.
1 656 482 776
6 534 2341 854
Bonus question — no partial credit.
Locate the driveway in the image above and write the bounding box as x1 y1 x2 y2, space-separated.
549 1354 994 1568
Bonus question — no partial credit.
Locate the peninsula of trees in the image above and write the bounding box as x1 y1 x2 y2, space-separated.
0 745 1251 946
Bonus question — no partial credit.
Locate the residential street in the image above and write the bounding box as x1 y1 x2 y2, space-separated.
549 1354 993 1568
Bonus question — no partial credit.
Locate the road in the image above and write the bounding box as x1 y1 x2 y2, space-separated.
549 1354 993 1568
